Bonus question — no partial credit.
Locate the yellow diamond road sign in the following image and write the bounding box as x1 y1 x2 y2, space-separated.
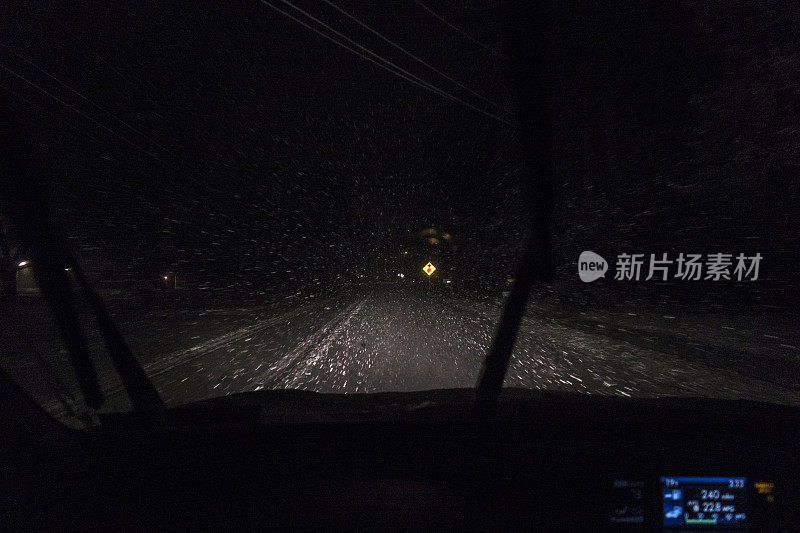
423 262 436 276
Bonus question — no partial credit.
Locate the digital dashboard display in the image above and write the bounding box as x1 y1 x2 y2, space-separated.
661 477 747 528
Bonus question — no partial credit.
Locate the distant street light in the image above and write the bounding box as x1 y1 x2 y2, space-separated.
18 260 28 267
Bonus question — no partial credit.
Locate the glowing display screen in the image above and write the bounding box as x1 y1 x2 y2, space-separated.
661 477 747 528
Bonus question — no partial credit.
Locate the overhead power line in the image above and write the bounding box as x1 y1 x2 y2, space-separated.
0 40 167 152
320 0 509 115
0 81 104 145
26 1 240 170
0 62 160 160
259 1 446 105
31 0 161 100
1 81 161 174
414 0 508 59
261 0 511 126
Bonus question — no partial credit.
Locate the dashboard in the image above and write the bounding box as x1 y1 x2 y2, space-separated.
609 476 777 530
4 383 799 531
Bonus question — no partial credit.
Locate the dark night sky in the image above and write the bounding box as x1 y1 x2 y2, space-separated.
1 1 798 308
1 0 519 290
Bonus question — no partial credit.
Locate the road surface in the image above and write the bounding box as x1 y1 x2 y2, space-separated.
2 286 799 424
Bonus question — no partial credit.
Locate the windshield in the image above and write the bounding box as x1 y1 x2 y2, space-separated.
1 1 798 427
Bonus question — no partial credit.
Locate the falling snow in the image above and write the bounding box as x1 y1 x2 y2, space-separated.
1 1 799 425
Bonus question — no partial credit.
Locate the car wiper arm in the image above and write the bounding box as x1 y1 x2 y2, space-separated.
475 4 554 416
1 112 164 413
476 231 552 413
69 260 165 411
27 242 105 410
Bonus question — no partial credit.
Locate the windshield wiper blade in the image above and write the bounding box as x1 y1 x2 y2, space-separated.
475 4 554 416
28 246 105 410
73 264 165 411
476 233 552 414
1 111 164 413
70 261 165 411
